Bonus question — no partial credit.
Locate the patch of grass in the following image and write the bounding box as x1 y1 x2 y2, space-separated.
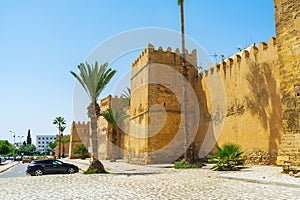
174 159 203 169
83 169 109 174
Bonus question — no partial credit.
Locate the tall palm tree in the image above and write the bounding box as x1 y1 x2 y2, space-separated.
53 116 66 159
178 0 192 163
101 108 128 161
71 62 116 172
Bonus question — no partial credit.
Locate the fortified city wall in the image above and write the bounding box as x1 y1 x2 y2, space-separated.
274 0 300 172
197 38 283 165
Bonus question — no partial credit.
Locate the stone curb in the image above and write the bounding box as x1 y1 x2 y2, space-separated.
0 162 18 173
217 174 300 189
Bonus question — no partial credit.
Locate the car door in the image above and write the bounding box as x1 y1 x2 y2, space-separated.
41 160 54 174
52 160 66 173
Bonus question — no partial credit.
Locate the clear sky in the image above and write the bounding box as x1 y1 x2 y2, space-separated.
0 0 275 144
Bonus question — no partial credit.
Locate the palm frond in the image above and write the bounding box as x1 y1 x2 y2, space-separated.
71 62 116 102
101 108 128 130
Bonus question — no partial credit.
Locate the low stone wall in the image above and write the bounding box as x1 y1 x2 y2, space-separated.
243 149 278 165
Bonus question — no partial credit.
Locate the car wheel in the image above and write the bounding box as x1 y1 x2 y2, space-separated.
67 168 75 174
34 169 43 176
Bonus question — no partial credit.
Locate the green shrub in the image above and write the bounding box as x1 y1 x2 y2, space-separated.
174 159 203 169
83 169 109 174
74 144 89 159
208 143 246 171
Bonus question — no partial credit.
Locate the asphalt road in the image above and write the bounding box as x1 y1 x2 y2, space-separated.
0 163 28 178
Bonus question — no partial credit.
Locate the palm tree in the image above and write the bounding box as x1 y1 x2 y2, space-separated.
121 87 131 106
74 144 89 159
60 137 70 158
178 0 192 163
53 116 66 159
71 62 116 173
101 108 128 161
48 141 57 156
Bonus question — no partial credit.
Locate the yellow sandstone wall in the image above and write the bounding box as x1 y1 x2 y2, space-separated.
197 38 283 164
127 38 283 164
274 0 300 171
128 44 199 164
98 95 128 160
69 121 90 159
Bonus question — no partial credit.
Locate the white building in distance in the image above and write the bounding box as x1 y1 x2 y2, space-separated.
36 135 56 153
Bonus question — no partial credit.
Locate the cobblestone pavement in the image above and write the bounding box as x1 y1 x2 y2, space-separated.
1 160 300 200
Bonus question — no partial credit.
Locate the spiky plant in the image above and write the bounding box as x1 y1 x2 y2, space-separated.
209 143 246 171
71 62 116 173
74 144 89 159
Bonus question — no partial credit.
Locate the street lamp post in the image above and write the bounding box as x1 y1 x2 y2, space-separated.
9 131 16 159
17 136 24 158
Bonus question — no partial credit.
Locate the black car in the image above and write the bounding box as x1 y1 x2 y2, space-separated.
26 160 79 176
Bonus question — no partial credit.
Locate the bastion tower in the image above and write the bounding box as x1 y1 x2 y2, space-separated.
275 0 300 171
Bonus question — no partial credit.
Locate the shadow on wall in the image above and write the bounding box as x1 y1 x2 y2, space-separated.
193 74 214 160
245 58 282 162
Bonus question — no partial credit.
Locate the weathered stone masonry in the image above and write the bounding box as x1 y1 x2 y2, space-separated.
275 0 300 172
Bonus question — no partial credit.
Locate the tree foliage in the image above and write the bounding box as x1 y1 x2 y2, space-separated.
0 140 12 155
121 87 131 106
18 144 37 155
70 62 116 102
74 144 89 159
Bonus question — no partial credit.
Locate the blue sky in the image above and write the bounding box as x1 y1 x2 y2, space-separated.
0 0 275 144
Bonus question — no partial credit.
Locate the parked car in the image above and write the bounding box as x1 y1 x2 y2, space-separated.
26 160 79 176
0 156 5 163
15 156 22 161
22 156 32 164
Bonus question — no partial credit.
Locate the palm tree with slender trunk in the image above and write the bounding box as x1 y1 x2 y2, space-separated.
178 0 193 163
53 116 66 159
101 108 128 161
71 62 116 173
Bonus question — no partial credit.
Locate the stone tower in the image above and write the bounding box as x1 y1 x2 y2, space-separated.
275 0 300 171
128 44 198 164
69 121 90 159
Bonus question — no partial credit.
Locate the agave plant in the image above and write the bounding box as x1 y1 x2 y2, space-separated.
209 143 246 171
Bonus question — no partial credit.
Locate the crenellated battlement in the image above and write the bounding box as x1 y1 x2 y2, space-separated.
200 37 277 78
132 43 197 68
72 121 90 128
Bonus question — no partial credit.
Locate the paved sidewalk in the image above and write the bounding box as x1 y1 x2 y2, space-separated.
218 165 300 188
1 159 300 199
61 158 174 174
0 161 18 173
63 158 300 188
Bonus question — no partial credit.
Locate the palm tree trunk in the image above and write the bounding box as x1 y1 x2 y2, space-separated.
180 0 193 164
90 116 98 160
62 140 65 158
87 102 105 172
58 131 61 159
